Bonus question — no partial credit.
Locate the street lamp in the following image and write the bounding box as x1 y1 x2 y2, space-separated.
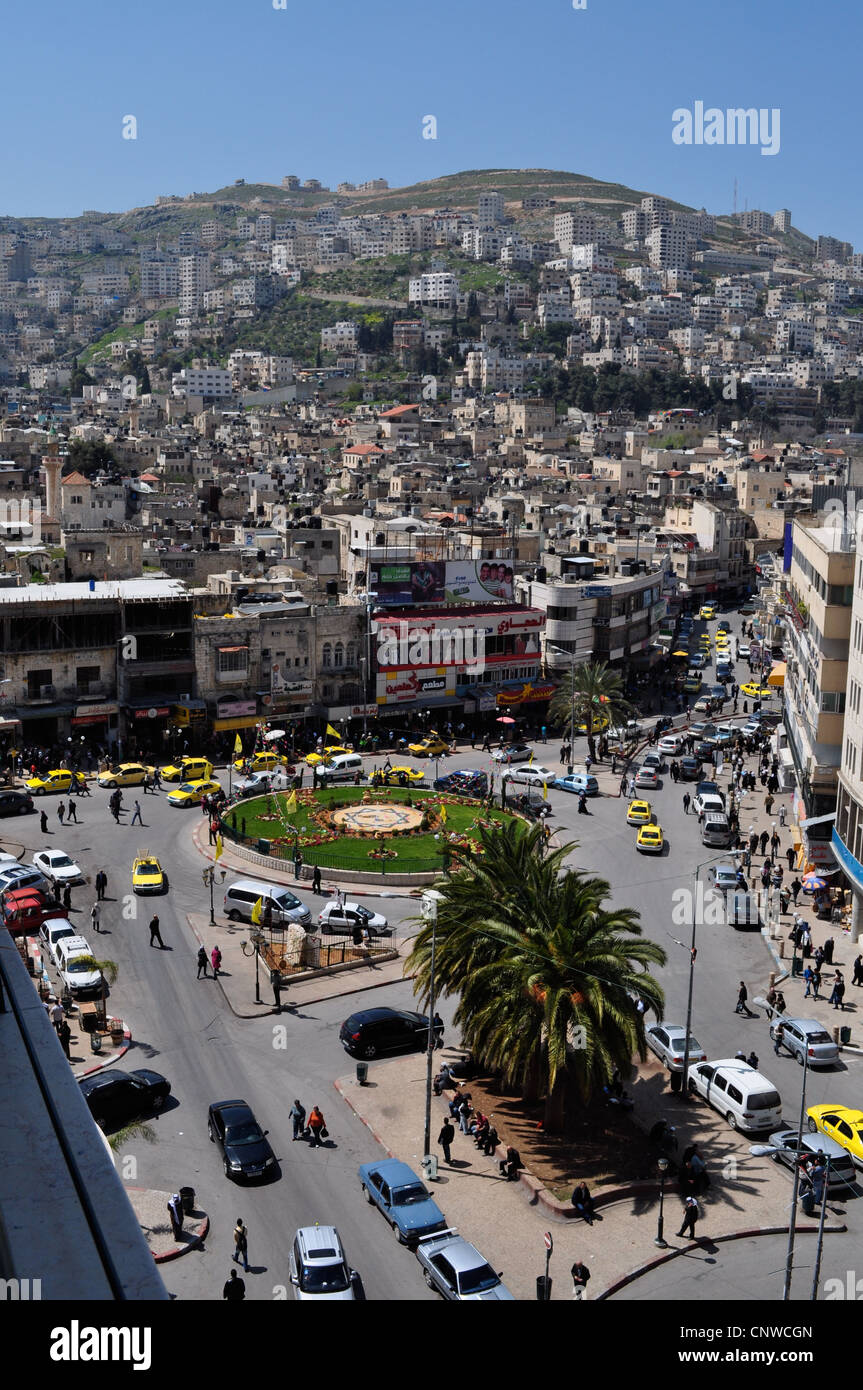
546 644 583 776
202 865 226 925
753 994 810 1301
655 1156 670 1247
421 889 444 1173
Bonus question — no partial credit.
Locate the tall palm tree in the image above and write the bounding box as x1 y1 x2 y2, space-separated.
547 660 636 761
406 824 665 1130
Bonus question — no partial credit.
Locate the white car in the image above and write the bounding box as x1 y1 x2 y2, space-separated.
634 768 659 790
32 849 85 886
693 792 725 818
658 734 685 755
39 916 78 965
317 901 391 937
56 934 102 997
503 765 557 788
490 743 533 764
234 768 293 796
738 643 751 658
642 751 664 772
646 1023 708 1072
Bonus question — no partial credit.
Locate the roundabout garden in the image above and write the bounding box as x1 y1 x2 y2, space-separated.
220 784 525 874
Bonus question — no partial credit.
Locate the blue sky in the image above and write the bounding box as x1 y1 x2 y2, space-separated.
2 0 859 245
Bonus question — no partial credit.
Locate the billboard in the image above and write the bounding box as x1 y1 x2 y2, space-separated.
370 560 514 607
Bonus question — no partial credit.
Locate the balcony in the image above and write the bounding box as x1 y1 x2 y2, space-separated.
24 684 55 705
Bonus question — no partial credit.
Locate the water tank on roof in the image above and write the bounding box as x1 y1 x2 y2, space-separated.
535 567 547 584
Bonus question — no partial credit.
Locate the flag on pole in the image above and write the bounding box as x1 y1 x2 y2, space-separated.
233 734 243 755
440 803 447 825
529 751 534 765
326 723 340 742
214 835 223 861
542 782 547 798
285 789 297 814
251 897 263 925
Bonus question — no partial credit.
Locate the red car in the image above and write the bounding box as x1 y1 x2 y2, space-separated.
1 888 65 937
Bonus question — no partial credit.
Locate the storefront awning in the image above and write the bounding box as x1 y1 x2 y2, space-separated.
213 715 264 732
767 661 786 687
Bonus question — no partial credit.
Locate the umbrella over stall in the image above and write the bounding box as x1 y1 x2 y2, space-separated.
496 716 516 724
263 728 287 742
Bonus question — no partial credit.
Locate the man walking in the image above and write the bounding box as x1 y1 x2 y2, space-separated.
232 1218 249 1272
90 901 101 934
735 980 752 1016
57 800 65 825
677 1194 701 1241
786 846 796 871
571 1260 591 1300
148 914 165 948
130 799 143 826
66 799 78 823
223 1270 245 1301
196 946 209 978
95 870 107 901
830 970 846 1011
438 1117 455 1165
289 1099 306 1141
271 967 282 1012
682 792 691 816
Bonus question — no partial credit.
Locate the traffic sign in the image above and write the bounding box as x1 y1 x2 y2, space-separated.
543 1231 553 1253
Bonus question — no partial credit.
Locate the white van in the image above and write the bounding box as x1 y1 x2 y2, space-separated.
223 878 312 928
319 754 363 783
688 1058 782 1132
701 812 731 848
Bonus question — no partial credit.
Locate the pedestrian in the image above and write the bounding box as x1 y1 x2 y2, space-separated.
211 945 222 977
759 829 769 856
307 1105 326 1147
67 799 77 823
765 794 774 816
571 1182 595 1225
293 847 302 880
682 792 691 816
749 831 759 856
95 869 107 901
168 1192 184 1241
223 1270 245 1301
802 966 814 999
232 1218 249 1272
791 877 802 905
853 954 863 986
130 799 142 826
40 809 48 834
677 1194 701 1241
312 864 321 895
786 847 796 871
746 1051 759 1070
90 901 101 934
779 804 787 828
811 965 822 1000
289 1099 306 1141
830 971 846 1011
823 936 834 965
571 1260 591 1300
438 1118 455 1164
458 1098 471 1134
770 830 780 862
57 800 65 825
735 980 751 1016
619 774 627 796
577 791 589 815
148 914 165 948
584 754 592 773
63 883 72 911
271 967 282 1012
196 945 209 978
58 1017 71 1059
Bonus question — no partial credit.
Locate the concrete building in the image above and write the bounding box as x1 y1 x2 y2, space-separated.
832 545 863 937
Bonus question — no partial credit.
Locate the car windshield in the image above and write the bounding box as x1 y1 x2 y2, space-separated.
51 855 74 868
178 783 194 793
66 959 95 974
671 1036 701 1052
458 1262 500 1295
224 1121 264 1146
276 893 301 910
393 1183 429 1205
300 1261 352 1294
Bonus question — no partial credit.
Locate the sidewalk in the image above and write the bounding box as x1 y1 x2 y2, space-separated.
126 1188 209 1263
334 1049 847 1300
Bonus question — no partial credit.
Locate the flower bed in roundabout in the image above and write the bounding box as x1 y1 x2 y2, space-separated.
221 785 520 873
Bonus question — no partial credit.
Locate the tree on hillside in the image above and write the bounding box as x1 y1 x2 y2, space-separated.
65 439 118 476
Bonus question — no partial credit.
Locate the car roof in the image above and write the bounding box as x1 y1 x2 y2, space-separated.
295 1225 345 1260
361 1157 425 1185
422 1233 487 1273
345 1006 417 1025
211 1099 254 1121
770 1129 849 1159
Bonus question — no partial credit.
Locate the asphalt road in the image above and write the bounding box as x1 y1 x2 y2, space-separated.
14 596 863 1300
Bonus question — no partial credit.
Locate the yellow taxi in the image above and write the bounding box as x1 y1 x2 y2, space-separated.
807 1105 863 1165
698 634 712 649
626 799 653 825
699 605 716 620
636 823 664 854
305 745 348 767
576 714 609 735
740 683 772 700
160 756 214 783
25 769 87 796
232 750 280 774
370 765 425 786
167 778 222 807
132 853 166 894
97 762 156 789
715 637 730 651
408 735 451 757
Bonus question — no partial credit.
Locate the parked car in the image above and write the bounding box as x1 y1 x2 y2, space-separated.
688 654 708 671
738 642 751 658
415 1230 514 1300
25 770 86 796
318 901 390 936
407 736 450 758
770 1018 840 1068
0 788 34 817
340 1007 443 1059
305 745 348 768
233 750 282 774
289 1226 358 1301
207 1099 278 1181
712 863 740 893
31 849 85 887
0 865 49 896
433 769 488 798
490 743 533 764
234 768 293 795
642 751 664 772
689 722 717 739
552 772 599 796
2 889 65 937
646 1023 707 1072
503 764 556 788
693 792 725 819
695 779 722 801
56 935 102 997
38 915 78 964
688 1058 782 1132
807 1105 863 1166
766 1129 856 1191
369 766 424 787
358 1158 446 1244
166 778 222 807
160 756 214 783
79 1068 171 1132
224 879 311 928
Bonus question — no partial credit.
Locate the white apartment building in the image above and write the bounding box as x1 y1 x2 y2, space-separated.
478 192 505 226
773 209 792 232
554 212 597 254
173 366 233 398
408 271 458 307
571 244 615 272
179 253 212 314
646 225 692 270
774 319 815 353
320 321 359 352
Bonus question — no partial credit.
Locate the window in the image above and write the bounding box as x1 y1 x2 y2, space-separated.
322 643 332 668
346 643 356 666
27 669 52 698
217 646 249 674
334 643 344 668
76 665 100 694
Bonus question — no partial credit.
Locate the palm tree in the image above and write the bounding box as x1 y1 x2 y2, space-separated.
107 1120 158 1151
406 824 666 1130
547 660 636 761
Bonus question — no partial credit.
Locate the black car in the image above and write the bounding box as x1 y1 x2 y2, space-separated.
0 788 34 817
694 740 717 761
679 757 702 780
78 1068 171 1132
207 1099 278 1182
339 1007 444 1060
433 769 488 798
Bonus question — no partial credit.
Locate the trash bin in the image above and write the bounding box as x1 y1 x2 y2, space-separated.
841 1026 852 1045
356 1061 368 1086
179 1186 195 1215
536 1275 552 1301
90 1032 103 1055
421 1154 438 1182
791 956 803 977
256 838 270 855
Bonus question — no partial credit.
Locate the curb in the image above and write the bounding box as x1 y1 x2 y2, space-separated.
153 1215 210 1263
79 1026 132 1076
334 1077 397 1157
595 1220 849 1300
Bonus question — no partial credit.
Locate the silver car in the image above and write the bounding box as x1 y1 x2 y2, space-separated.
770 1017 840 1068
766 1129 856 1191
415 1230 515 1301
646 1023 707 1072
289 1225 358 1301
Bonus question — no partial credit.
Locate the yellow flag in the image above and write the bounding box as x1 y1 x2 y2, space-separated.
214 835 223 861
285 789 297 814
251 896 263 925
542 782 547 798
440 803 447 825
529 751 534 765
233 734 243 755
326 723 340 742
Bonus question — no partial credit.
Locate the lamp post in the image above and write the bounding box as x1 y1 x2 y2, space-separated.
202 865 226 926
753 994 810 1301
421 889 444 1172
655 1156 670 1247
546 644 581 776
810 1154 832 1302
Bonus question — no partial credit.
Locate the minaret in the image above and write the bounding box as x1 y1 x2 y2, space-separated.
42 425 62 521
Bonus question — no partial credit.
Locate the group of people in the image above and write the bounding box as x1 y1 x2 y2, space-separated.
288 1099 328 1147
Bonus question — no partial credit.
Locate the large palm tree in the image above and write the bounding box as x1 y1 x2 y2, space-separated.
547 660 636 761
406 824 666 1130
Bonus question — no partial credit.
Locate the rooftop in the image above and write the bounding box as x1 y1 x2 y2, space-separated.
0 579 188 604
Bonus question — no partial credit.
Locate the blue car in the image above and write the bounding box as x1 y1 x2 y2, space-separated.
552 773 599 796
358 1158 447 1245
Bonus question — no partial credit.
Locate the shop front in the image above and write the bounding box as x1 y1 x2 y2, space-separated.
70 703 119 745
